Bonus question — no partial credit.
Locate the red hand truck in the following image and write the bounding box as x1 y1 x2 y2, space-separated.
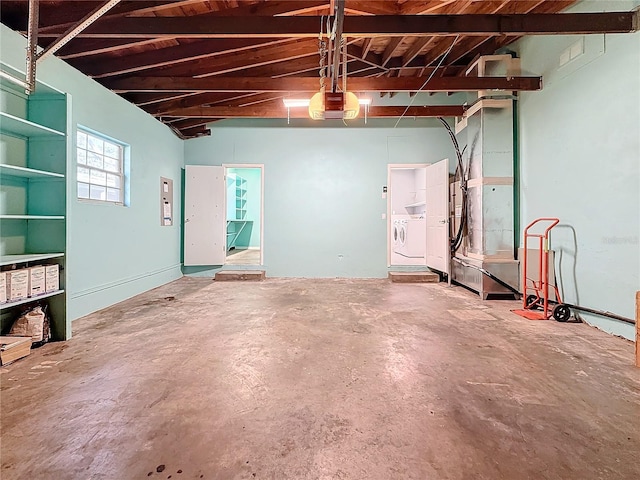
514 218 570 321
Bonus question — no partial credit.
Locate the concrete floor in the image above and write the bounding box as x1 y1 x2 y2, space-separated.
1 278 639 480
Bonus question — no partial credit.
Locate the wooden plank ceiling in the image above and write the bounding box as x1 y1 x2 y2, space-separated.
0 0 585 138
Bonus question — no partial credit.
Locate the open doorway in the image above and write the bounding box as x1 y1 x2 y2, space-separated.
387 164 428 267
224 165 263 266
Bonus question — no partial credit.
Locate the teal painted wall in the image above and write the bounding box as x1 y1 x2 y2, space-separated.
1 24 184 322
184 119 456 278
228 167 261 248
513 0 640 340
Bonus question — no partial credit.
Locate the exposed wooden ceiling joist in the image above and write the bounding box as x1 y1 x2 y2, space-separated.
160 104 466 118
8 0 632 136
127 92 199 107
381 37 404 66
72 38 292 78
28 0 328 32
401 0 458 15
147 39 318 78
401 37 435 67
56 38 161 59
36 0 122 62
34 12 639 38
344 0 400 16
105 75 542 93
148 92 263 116
360 38 373 57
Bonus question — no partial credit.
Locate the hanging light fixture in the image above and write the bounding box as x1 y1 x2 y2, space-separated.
284 15 370 121
308 92 325 120
343 93 359 119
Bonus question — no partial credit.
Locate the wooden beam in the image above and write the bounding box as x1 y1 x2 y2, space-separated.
446 37 497 66
197 0 328 17
35 12 639 38
253 57 322 78
346 45 389 71
381 37 404 66
162 104 466 118
106 76 542 93
145 92 260 116
56 38 162 59
154 92 275 116
33 1 328 31
402 37 435 67
401 0 459 15
361 38 374 57
420 36 461 67
9 1 160 32
345 0 400 15
37 0 121 62
149 40 318 78
73 39 291 78
126 92 197 107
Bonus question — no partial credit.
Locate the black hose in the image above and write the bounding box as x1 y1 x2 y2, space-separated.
563 303 636 325
437 117 468 254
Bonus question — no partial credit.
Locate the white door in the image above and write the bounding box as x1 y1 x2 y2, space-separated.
184 165 226 266
426 158 450 274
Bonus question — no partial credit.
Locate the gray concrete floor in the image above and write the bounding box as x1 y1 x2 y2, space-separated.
1 278 638 480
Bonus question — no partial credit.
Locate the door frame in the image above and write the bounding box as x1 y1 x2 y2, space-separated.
386 163 430 267
223 163 265 266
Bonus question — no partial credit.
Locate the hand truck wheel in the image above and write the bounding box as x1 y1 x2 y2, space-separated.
526 294 541 310
553 304 571 322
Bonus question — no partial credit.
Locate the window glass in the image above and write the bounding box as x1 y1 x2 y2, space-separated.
76 128 125 204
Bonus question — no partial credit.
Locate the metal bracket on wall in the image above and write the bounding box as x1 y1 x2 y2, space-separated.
25 0 39 94
24 0 121 94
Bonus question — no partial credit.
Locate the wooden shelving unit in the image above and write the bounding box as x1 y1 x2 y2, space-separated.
0 64 71 340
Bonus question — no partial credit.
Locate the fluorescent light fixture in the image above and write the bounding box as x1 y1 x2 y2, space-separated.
283 98 310 108
358 98 372 105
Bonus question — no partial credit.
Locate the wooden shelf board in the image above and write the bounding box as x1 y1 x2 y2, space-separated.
0 215 65 220
0 290 65 311
0 163 64 179
0 112 65 137
0 253 64 266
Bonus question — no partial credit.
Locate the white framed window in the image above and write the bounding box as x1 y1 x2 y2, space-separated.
76 128 125 204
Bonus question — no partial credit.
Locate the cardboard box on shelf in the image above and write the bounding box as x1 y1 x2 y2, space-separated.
28 266 46 297
7 269 29 301
0 272 6 303
45 264 59 293
0 336 32 365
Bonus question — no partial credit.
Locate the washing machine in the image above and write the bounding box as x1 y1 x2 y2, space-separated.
393 219 406 254
392 219 401 250
396 218 426 258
